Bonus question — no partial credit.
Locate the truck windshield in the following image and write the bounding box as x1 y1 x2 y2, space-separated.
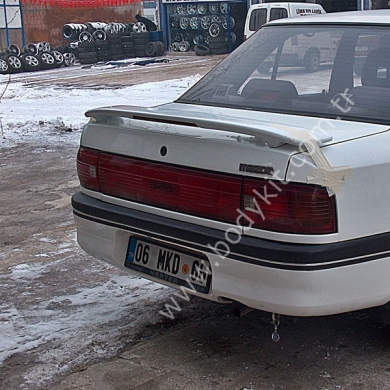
177 25 390 125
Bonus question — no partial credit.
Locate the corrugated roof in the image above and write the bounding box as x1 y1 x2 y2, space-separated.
20 0 142 7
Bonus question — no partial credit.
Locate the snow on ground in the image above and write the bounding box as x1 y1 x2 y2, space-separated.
0 75 203 386
0 253 174 386
0 75 201 148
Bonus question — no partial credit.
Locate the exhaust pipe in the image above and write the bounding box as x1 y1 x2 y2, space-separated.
233 303 254 318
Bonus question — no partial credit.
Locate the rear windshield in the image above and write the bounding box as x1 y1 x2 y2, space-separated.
269 8 288 22
177 25 390 125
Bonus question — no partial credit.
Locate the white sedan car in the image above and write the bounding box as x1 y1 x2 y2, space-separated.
72 11 390 326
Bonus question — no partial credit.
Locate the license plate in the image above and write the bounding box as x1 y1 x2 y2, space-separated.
125 237 212 294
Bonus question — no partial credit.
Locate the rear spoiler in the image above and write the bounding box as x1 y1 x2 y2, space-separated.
85 105 333 148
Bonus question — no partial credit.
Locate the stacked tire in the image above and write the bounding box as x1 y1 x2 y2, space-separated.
78 32 136 64
78 41 98 65
62 23 89 40
77 30 165 64
107 36 123 60
208 36 228 55
144 41 164 57
132 31 150 57
121 35 135 59
194 35 235 56
95 40 110 62
62 20 166 62
0 43 69 74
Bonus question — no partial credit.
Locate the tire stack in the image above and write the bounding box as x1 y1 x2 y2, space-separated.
78 41 98 64
105 23 129 61
62 23 89 40
133 30 165 57
194 34 233 56
95 40 110 63
144 41 165 57
63 21 165 63
0 22 166 74
0 43 73 75
132 31 150 57
121 35 135 59
208 36 228 55
75 30 164 63
107 36 124 61
63 22 125 64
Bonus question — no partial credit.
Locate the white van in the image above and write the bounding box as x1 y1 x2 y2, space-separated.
244 2 326 40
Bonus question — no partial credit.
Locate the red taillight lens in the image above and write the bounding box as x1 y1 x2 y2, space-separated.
77 147 100 192
242 178 336 234
77 148 337 234
98 153 242 223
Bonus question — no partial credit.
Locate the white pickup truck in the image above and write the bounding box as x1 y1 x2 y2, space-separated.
245 2 330 72
72 11 390 327
244 2 325 39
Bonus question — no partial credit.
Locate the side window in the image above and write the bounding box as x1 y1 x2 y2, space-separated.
269 8 288 22
249 9 267 32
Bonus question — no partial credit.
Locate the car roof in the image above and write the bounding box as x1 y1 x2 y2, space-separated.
267 9 390 26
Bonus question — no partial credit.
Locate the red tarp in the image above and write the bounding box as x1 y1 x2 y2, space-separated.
20 0 141 7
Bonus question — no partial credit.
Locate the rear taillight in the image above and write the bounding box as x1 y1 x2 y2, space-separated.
242 178 336 234
77 148 336 234
77 147 100 192
98 153 242 223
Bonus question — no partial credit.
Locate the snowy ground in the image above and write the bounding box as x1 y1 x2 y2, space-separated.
0 257 176 386
0 74 206 387
0 74 200 149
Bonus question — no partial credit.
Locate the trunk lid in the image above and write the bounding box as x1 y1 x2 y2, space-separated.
82 102 389 180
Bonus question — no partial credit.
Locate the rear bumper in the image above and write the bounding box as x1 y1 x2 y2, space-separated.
72 192 390 316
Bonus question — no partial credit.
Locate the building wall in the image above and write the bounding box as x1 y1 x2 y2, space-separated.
21 3 142 47
0 29 24 52
317 0 357 12
372 0 390 8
